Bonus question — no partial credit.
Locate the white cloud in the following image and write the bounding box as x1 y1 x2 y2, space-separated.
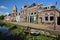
5 12 9 15
0 11 9 16
0 12 4 15
0 5 8 9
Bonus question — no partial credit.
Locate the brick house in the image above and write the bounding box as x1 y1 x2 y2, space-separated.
20 3 43 23
38 5 60 26
20 3 60 25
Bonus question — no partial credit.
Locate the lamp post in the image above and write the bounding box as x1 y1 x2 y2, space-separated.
54 2 57 30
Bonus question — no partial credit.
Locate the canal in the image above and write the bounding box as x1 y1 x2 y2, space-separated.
0 22 57 40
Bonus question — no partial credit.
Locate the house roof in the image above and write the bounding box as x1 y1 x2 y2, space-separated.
43 9 60 12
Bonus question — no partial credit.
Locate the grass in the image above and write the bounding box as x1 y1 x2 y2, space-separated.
0 21 56 40
12 26 55 40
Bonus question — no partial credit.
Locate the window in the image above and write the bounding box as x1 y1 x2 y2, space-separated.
39 7 42 9
45 16 48 21
50 16 54 21
51 6 56 9
34 12 36 14
34 9 36 12
44 7 47 9
31 13 33 15
34 8 36 12
45 14 48 21
50 14 54 21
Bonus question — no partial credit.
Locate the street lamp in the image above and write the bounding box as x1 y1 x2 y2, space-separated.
54 2 57 30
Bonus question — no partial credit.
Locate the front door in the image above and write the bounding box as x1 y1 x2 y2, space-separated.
30 16 34 23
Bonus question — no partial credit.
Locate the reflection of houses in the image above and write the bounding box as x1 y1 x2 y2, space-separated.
20 3 60 25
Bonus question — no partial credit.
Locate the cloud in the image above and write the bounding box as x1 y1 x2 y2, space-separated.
0 5 8 9
0 12 4 15
0 11 9 16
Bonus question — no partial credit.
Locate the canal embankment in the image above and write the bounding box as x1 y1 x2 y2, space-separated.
0 21 60 40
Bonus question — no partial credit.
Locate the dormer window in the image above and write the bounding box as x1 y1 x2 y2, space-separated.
44 7 47 9
39 7 42 9
51 6 56 9
34 8 36 12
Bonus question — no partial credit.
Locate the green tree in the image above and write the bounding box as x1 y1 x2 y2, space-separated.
35 14 38 24
0 15 5 20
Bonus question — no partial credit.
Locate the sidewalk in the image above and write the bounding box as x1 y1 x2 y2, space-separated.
7 22 60 31
47 25 60 30
9 22 49 29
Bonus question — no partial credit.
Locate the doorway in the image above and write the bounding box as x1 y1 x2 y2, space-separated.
57 17 60 25
30 16 34 23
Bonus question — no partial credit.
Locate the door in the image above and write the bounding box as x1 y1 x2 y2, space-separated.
57 17 60 25
30 16 34 23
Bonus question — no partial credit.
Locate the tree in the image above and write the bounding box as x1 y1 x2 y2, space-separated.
32 3 36 6
35 14 38 24
0 15 5 20
24 5 27 8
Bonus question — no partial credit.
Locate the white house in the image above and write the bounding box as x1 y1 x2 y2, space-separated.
15 15 20 22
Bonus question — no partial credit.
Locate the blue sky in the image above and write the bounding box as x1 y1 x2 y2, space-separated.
0 0 60 15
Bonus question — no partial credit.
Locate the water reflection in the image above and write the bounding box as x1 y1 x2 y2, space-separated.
0 26 24 40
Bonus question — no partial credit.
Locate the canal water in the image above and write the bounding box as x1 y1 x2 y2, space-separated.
0 26 24 40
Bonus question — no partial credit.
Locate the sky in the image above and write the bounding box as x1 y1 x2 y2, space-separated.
0 0 60 15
